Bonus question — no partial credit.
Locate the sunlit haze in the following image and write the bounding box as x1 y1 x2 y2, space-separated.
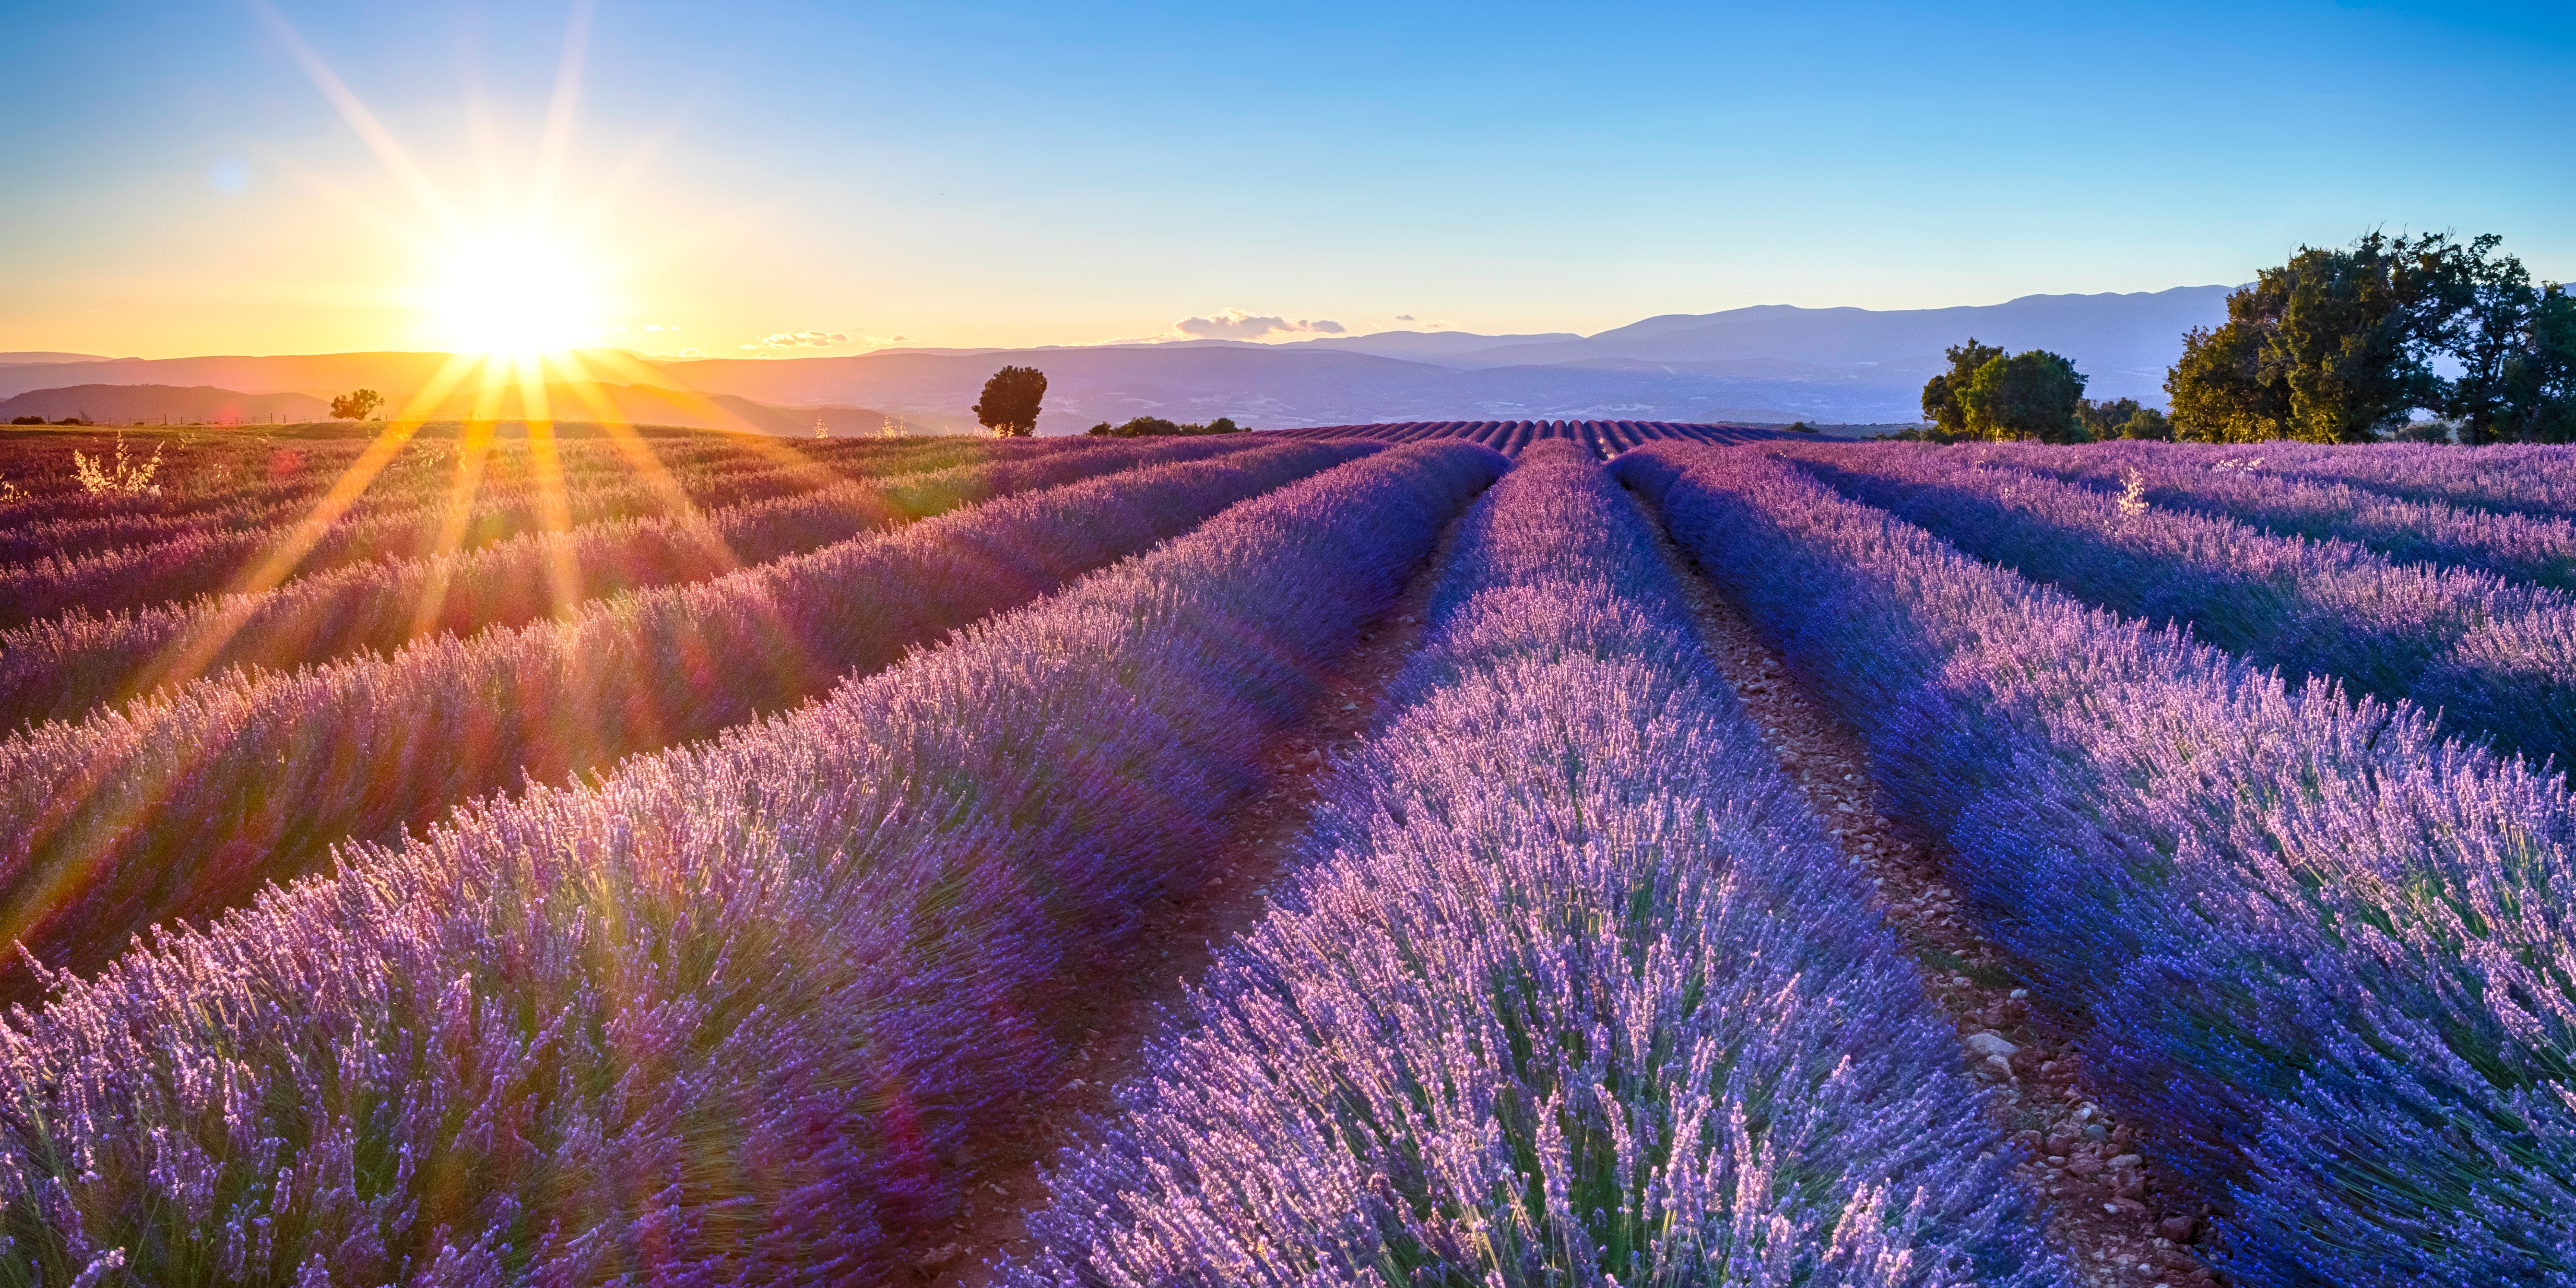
417 228 613 356
3 0 2572 359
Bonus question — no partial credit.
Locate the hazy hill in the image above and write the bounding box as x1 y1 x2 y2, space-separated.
1446 287 2234 398
0 352 118 366
0 352 472 404
0 378 966 438
0 288 2234 427
388 379 974 436
0 384 329 424
652 346 1805 433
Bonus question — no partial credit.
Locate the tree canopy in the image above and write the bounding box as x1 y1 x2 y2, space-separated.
2166 231 2576 444
1957 350 2088 442
328 389 383 422
1919 339 2004 435
1085 415 1244 438
973 366 1047 437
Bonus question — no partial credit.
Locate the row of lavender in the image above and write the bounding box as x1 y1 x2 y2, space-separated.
0 434 1031 623
1266 418 1792 457
2184 440 2576 523
1775 443 2576 780
0 441 1497 1286
1803 440 2576 526
0 437 1262 733
0 427 854 548
1979 442 2576 593
1622 442 2576 1284
0 438 1358 998
1011 444 2067 1286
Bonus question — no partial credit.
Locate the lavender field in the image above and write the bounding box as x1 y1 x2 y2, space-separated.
1 420 2571 1287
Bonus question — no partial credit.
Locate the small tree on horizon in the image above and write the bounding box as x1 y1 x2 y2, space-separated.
973 366 1046 437
1920 339 2005 435
329 389 384 421
1957 349 2088 442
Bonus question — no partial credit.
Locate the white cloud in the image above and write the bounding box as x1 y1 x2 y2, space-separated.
742 329 853 350
1173 309 1347 341
1394 314 1415 322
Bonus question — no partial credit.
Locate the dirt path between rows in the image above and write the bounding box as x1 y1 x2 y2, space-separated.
1626 487 2228 1288
919 512 1469 1284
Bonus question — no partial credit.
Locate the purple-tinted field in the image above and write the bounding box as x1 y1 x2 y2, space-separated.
1 423 2571 1285
1009 443 2068 1286
1269 416 1795 456
1622 441 2576 1285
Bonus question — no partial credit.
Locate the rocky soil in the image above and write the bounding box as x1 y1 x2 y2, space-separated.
1631 487 2227 1287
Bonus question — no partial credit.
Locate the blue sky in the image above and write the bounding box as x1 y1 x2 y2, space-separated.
2 0 2569 357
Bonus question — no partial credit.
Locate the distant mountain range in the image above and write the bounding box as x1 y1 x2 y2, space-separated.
0 288 2234 432
0 384 329 424
0 352 119 366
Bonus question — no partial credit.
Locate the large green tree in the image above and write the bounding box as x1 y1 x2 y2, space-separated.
972 365 1047 437
1958 349 2088 442
2166 231 2461 443
2266 233 2451 442
2164 317 2287 443
2414 234 2576 445
2503 284 2576 443
1919 338 2004 435
2167 317 2289 442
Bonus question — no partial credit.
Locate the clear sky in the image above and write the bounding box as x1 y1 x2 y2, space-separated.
3 0 2570 359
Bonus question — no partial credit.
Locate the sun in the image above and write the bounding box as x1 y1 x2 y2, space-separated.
420 227 609 357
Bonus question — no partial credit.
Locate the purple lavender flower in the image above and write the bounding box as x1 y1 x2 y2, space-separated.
0 441 1499 1285
1010 442 2067 1287
1620 442 2576 1285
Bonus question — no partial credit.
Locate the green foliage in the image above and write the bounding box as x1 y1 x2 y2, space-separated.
1090 415 1246 438
2118 406 2173 440
972 366 1047 437
328 389 383 422
1785 420 1820 434
2511 285 2576 443
2075 397 2144 439
1958 349 2088 442
2167 317 2289 442
9 417 43 426
2429 236 2576 444
1920 338 2004 435
2263 234 2446 443
2164 230 2576 445
2072 396 2174 440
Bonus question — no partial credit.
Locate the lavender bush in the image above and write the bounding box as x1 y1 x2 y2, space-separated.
0 440 1497 1287
1619 442 2576 1285
0 430 801 560
2250 441 2576 521
1972 441 2576 593
1774 442 2576 776
0 434 1027 625
0 437 1259 732
1010 443 2066 1287
0 439 1365 997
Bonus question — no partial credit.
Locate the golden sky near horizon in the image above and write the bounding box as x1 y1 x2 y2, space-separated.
4 2 2569 363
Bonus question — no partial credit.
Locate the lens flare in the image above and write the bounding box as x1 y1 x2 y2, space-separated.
420 228 607 357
